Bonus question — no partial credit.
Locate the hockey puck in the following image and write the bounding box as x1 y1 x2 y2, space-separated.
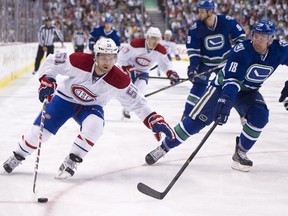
37 197 48 203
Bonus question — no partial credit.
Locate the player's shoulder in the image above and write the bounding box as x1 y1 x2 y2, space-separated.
103 66 130 89
154 43 167 55
69 52 94 72
130 38 146 48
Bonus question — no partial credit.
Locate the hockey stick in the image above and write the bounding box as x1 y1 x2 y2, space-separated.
137 120 218 200
150 65 158 71
145 62 226 98
148 76 187 81
145 78 189 97
32 97 48 194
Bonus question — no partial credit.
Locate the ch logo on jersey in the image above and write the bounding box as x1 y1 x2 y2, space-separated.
71 85 97 102
246 64 274 83
204 34 224 51
135 57 151 67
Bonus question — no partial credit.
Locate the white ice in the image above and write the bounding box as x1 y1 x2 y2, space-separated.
0 56 288 216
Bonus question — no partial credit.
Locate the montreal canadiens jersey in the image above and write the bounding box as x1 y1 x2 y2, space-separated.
117 38 173 73
37 52 153 120
160 39 179 56
186 15 246 68
213 39 288 98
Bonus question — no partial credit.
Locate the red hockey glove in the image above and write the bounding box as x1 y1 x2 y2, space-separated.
144 112 176 141
38 76 57 103
166 70 180 85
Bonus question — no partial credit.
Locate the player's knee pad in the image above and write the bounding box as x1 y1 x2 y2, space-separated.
247 104 269 128
81 115 104 142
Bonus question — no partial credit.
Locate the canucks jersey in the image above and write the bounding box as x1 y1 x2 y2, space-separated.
88 26 121 49
213 39 288 100
186 15 246 68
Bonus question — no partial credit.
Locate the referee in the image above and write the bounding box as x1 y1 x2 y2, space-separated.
33 17 64 74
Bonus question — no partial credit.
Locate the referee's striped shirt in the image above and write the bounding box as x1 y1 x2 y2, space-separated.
38 25 64 46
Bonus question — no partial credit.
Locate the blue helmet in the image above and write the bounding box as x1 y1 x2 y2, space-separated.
197 0 215 11
253 20 276 36
105 16 113 23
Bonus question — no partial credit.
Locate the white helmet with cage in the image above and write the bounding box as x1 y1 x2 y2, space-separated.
146 27 162 39
93 38 118 56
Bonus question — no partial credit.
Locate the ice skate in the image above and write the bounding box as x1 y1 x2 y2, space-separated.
121 110 131 121
145 146 168 165
231 137 253 172
55 153 83 179
2 152 25 174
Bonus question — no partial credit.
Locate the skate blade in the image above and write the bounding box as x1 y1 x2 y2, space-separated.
231 161 251 172
54 171 72 180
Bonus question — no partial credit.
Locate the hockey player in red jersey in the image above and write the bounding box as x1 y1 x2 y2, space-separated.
2 38 176 179
117 27 180 120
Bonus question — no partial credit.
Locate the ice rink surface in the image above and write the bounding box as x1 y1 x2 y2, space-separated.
0 57 288 216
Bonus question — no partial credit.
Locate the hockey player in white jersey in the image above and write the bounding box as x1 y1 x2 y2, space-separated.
117 27 180 120
2 38 176 179
161 30 181 62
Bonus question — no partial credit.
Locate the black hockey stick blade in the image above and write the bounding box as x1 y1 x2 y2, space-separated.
137 182 166 200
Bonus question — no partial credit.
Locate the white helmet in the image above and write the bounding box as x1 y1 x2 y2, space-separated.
146 27 162 39
164 30 172 35
94 38 118 55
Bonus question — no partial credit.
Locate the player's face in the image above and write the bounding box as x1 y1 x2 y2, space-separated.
198 9 209 21
147 36 161 49
252 33 273 54
104 23 113 31
95 53 117 75
164 34 171 41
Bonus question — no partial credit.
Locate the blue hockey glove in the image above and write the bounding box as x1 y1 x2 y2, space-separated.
279 81 288 110
88 41 95 51
144 112 176 141
38 76 57 103
187 66 198 82
215 95 234 125
166 70 180 85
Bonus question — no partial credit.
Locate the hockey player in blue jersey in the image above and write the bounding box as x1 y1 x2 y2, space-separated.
88 16 121 53
181 0 246 120
145 19 288 172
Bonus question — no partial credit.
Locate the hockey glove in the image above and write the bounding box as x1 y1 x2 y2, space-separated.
122 65 136 74
187 66 198 82
88 41 95 51
279 81 288 110
144 112 176 141
175 54 181 61
215 95 234 125
38 76 57 103
166 70 180 85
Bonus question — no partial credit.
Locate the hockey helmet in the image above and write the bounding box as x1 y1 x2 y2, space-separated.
197 0 215 11
146 27 162 39
252 20 276 36
104 16 113 23
94 38 118 55
164 30 172 35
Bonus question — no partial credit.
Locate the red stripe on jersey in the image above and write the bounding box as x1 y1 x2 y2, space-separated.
103 66 130 89
69 53 94 72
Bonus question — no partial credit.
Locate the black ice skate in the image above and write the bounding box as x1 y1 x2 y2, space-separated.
2 151 25 174
56 153 83 179
121 110 131 121
232 136 253 172
145 145 168 165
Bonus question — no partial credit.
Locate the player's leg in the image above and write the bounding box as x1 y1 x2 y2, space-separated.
56 105 104 179
232 92 269 171
181 65 211 120
2 96 73 173
146 86 221 165
33 45 45 74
